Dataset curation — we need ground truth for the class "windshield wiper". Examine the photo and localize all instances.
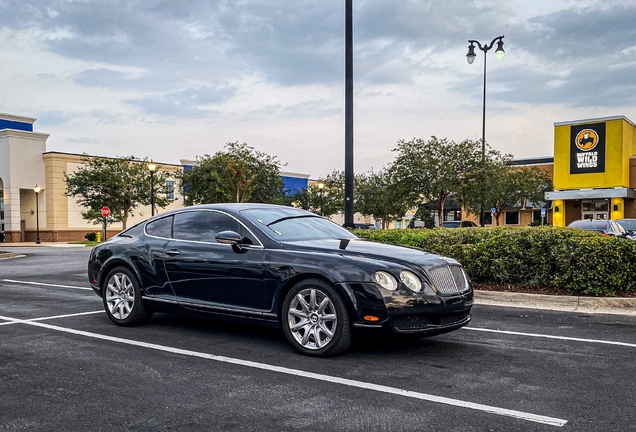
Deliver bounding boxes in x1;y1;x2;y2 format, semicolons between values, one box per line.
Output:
265;215;317;227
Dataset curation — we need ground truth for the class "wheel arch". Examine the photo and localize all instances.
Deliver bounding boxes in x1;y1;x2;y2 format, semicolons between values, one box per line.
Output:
276;273;358;326
99;258;143;296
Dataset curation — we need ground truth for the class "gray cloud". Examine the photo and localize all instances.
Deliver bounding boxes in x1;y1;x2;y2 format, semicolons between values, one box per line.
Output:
125;86;237;117
3;0;636;130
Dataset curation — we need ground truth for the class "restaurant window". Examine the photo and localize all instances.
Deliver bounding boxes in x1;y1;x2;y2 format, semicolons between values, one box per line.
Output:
166;180;175;199
505;211;520;225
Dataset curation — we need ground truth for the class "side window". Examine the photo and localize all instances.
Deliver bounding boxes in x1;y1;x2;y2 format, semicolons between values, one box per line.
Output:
145;216;173;238
171;211;258;245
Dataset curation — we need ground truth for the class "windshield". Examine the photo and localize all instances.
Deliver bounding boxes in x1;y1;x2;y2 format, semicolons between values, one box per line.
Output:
617;220;636;231
241;208;357;241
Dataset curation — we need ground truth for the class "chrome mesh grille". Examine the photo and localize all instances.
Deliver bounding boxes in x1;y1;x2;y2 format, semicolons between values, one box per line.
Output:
428;265;468;295
392;310;470;330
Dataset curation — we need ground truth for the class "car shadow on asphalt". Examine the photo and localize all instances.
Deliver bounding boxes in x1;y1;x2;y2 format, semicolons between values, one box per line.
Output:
141;313;467;359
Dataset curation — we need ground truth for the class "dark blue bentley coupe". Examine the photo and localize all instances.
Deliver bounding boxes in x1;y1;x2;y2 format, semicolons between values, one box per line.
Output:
88;204;473;357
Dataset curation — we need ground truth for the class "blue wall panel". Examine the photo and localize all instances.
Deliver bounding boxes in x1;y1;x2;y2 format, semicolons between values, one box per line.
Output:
0;120;33;132
282;176;308;195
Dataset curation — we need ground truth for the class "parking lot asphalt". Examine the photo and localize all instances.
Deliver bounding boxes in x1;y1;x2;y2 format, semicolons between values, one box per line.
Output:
1;246;636;431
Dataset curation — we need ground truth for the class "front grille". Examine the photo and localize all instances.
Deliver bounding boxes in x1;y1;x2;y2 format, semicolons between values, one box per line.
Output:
393;310;470;330
393;314;428;330
428;265;469;295
440;310;471;326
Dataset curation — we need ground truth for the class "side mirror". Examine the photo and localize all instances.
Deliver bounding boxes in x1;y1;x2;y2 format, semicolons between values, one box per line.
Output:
215;230;244;253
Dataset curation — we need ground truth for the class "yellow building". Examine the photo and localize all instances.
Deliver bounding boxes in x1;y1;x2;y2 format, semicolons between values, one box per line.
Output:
546;116;636;226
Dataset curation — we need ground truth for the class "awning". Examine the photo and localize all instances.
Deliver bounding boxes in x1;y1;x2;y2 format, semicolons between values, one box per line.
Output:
545;187;636;200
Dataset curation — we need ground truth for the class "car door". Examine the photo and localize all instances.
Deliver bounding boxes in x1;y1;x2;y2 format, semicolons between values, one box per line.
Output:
163;210;265;315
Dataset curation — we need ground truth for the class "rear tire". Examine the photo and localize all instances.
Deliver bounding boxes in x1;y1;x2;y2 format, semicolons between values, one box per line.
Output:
282;279;353;357
102;266;153;326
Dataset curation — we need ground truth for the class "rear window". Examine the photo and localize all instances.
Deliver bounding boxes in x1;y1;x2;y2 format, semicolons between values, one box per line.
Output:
570;220;608;230
145;216;173;239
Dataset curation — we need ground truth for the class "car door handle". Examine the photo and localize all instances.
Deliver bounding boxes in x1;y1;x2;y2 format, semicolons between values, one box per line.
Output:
165;249;181;256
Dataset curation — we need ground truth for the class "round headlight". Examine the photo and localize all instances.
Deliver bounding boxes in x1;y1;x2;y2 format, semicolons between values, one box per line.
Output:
400;270;422;292
374;271;398;291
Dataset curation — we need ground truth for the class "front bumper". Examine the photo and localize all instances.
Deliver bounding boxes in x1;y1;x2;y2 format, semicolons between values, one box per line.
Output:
345;281;473;335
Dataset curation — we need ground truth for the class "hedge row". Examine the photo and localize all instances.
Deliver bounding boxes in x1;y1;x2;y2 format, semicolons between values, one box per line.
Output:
355;226;636;296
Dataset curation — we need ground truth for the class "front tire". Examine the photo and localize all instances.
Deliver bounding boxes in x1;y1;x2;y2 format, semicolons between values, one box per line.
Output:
102;266;153;326
282;279;352;357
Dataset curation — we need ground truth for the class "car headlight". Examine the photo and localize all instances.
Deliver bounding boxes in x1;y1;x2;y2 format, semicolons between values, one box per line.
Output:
400;270;422;292
374;271;398;291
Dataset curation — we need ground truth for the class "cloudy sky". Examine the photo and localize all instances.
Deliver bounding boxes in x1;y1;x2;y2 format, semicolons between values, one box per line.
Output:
2;0;636;177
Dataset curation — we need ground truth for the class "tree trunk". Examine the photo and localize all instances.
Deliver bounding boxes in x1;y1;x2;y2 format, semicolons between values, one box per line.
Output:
437;192;447;227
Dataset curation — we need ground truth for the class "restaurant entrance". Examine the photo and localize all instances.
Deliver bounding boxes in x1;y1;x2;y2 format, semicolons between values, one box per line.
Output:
581;199;609;220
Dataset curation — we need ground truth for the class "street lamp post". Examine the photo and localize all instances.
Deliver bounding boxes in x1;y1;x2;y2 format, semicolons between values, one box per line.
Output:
466;35;504;226
318;182;325;216
148;160;157;216
33;184;41;244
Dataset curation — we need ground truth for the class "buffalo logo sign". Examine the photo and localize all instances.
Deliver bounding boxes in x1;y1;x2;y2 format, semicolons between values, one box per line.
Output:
575;129;599;151
570;123;606;174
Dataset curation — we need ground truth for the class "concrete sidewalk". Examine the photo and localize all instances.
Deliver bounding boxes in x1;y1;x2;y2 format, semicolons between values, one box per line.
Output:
475;290;636;316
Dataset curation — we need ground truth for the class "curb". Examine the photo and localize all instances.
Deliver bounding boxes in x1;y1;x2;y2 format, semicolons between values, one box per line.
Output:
1;243;87;248
475;290;636;316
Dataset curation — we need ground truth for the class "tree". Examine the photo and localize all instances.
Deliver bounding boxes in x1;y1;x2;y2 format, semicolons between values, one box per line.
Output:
290;170;345;218
355;168;411;229
408;205;436;229
181;142;285;205
392;137;482;227
462;159;553;226
65;154;174;229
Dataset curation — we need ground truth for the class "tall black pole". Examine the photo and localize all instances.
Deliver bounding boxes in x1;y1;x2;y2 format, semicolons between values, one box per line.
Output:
35;191;40;244
150;171;155;216
480;48;487;227
344;0;354;228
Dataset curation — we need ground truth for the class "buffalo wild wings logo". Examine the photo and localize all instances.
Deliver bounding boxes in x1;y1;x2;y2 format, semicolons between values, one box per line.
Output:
575;129;599;151
574;128;599;169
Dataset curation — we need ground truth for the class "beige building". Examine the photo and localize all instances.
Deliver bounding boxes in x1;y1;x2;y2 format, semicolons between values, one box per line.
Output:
0;113;184;242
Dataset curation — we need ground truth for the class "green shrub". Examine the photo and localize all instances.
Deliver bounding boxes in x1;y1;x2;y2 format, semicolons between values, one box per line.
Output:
355;226;636;296
84;232;97;242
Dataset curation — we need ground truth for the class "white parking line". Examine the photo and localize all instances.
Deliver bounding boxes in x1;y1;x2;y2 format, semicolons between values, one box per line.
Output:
0;310;103;326
1;279;93;291
464;327;636;348
0;314;567;427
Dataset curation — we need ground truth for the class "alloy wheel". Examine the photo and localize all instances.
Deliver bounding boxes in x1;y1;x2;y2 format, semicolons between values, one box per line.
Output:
287;288;338;350
105;272;135;320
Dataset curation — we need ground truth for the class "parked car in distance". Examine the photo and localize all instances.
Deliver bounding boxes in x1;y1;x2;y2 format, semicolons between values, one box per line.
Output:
353;223;377;230
442;221;478;228
567;219;632;239
88;204;473;357
615;218;636;236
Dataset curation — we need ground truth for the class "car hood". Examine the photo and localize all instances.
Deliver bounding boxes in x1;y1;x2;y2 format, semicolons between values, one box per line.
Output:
279;238;458;268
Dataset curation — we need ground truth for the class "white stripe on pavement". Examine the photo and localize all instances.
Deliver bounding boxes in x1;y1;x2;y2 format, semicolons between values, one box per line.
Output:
0;310;103;326
464;327;636;348
1;279;93;291
0;314;567;427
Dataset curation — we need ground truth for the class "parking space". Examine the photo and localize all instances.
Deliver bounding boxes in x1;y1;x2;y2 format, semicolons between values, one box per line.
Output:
1;248;635;431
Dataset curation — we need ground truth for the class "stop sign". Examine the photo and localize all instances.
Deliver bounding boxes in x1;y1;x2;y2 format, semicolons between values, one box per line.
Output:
101;206;111;218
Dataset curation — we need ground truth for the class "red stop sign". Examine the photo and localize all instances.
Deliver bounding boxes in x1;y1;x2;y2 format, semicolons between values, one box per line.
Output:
101;206;111;218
